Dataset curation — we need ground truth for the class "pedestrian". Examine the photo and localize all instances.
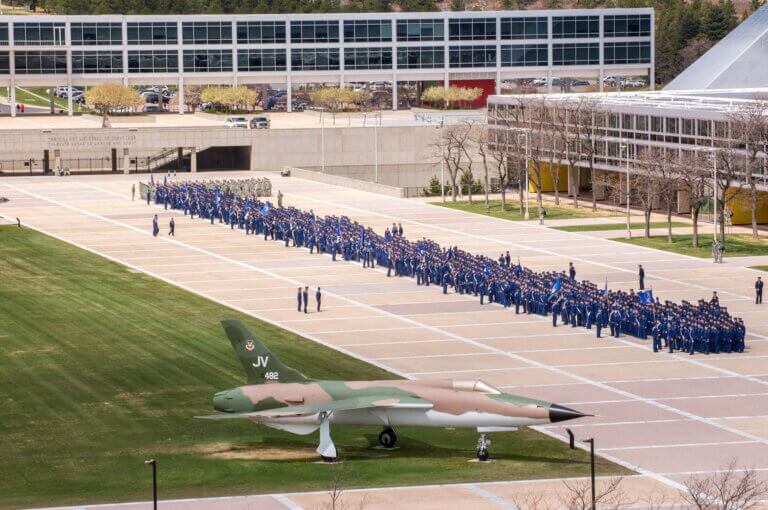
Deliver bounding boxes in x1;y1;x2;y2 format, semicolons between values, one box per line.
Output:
131;183;136;201
168;217;175;237
757;276;764;305
152;214;159;237
20;103;25;114
16;217;21;228
277;190;284;208
568;262;576;281
302;286;309;314
297;287;302;312
638;264;645;290
710;291;719;306
316;287;322;312
398;223;404;236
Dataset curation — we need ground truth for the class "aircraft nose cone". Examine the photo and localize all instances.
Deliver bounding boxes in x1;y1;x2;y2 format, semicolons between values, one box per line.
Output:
213;391;230;412
549;403;589;423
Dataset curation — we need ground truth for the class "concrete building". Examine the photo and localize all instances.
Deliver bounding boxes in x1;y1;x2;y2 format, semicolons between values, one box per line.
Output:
0;8;654;115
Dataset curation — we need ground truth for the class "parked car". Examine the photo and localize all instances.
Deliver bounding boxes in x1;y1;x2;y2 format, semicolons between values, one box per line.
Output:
144;103;161;113
224;116;248;128
250;115;270;129
50;86;83;98
141;91;159;103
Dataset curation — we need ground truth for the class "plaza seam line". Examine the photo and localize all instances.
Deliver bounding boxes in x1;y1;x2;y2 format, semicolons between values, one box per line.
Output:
6;184;730;490
464;484;520;510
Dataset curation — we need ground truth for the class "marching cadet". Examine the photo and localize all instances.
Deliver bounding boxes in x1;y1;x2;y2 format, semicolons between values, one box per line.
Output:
302;286;309;314
596;306;604;338
168;217;175;237
568;262;576;281
651;321;662;352
638;264;645;290
297;287;302;313
551;298;562;327
710;291;719;306
316;287;322;312
152;214;159;238
609;307;622;338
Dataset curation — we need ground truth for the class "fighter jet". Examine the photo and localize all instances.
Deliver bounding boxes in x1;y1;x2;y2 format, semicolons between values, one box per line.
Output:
198;320;588;461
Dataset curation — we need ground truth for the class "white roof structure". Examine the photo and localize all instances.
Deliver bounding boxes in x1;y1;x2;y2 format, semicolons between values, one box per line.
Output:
665;3;768;90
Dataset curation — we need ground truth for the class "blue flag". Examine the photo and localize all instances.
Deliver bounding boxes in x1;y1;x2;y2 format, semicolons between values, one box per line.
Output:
260;202;270;217
640;289;655;304
551;278;562;294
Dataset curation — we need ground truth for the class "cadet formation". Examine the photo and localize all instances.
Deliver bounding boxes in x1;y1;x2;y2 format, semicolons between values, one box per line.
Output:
147;178;748;356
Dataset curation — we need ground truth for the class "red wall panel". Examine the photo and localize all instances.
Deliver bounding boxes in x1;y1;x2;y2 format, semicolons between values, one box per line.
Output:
447;79;496;108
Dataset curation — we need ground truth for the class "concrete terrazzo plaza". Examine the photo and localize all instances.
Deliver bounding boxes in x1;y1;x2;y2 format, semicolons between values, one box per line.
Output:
2;171;768;510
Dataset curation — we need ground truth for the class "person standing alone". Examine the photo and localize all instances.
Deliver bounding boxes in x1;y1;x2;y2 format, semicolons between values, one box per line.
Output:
297;287;302;312
152;214;159;238
168;217;175;237
302;286;309;314
638;264;645;290
316;287;322;312
757;277;764;305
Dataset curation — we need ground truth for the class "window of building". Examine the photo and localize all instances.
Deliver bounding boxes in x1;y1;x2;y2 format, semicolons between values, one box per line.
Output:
636;114;648;131
70;23;122;46
72;50;123;73
237;48;286;72
182;22;232;44
0;52;9;73
13;23;66;45
500;17;547;40
449;45;496;68
604;42;651;64
127;50;179;73
552;16;599;38
13;50;67;73
665;117;678;133
622;114;633;130
1;23;9;45
183;49;233;72
552;43;598;65
651;116;663;133
396;19;443;41
608;113;619;129
236;21;286;44
344;47;392;70
681;118;695;136
396;46;444;69
343;20;392;42
715;121;728;139
290;48;340;70
501;44;547;66
127;22;178;45
603;15;651;37
290;21;339;43
448;18;496;40
698;119;711;137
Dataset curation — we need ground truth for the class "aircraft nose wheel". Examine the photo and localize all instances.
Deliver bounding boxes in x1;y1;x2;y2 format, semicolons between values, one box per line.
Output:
378;427;398;448
476;434;491;462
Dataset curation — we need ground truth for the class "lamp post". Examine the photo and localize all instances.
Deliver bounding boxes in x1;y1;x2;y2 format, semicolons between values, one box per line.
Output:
320;108;326;173
374;120;379;184
619;141;631;239
702;148;719;244
144;459;157;510
436;120;445;203
517;131;530;220
566;429;596;510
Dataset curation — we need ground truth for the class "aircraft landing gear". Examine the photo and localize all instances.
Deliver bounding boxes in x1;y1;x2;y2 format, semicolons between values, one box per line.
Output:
316;411;337;461
378;427;398;448
476;434;491;462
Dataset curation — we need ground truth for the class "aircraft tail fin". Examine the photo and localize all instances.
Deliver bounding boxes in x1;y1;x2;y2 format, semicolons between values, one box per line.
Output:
221;320;310;385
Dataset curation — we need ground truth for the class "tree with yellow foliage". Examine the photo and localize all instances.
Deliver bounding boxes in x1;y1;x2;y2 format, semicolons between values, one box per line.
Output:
421;85;483;110
200;86;260;113
84;84;144;127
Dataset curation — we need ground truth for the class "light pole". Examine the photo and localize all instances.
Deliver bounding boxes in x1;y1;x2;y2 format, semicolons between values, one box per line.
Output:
320;108;326;173
438;120;445;203
702;148;719;244
144;459;157;510
517;131;530;220
566;429;596;510
619;141;631;239
373;121;379;184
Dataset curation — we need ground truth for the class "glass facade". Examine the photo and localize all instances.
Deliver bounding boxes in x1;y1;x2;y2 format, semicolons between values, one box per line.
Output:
290;48;339;70
552;16;599;38
182;22;232;44
236;21;286;44
449;45;496;68
553;43;599;65
14;50;67;73
0;52;9;73
343;20;392;42
290;21;339;43
397;46;444;69
448;18;496;40
72;50;123;73
501;44;547;67
13;23;66;45
604;41;651;64
501;17;547;40
127;50;179;73
344;47;392;70
183;49;233;72
0;23;9;45
396;19;444;41
604;15;651;37
70;22;122;46
127;22;178;45
237;48;287;72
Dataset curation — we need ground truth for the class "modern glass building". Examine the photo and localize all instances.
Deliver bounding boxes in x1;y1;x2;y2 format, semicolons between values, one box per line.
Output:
0;9;654;115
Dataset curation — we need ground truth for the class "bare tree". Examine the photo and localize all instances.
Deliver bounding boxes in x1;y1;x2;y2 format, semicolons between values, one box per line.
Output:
558;477;635;510
457;120;480;205
726;98;768;239
316;464;369;510
573;97;605;212
477;124;508;211
715;145;747;246
526;96;552;216
679;152;714;248
633;147;665;238
558;99;588;208
430;123;472;202
683;460;767;510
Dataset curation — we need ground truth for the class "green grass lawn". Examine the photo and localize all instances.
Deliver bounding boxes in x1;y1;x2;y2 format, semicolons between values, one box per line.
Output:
614;234;768;258
433;199;621;221
0;86;87;111
554;221;690;232
750;266;768;272
0;225;626;509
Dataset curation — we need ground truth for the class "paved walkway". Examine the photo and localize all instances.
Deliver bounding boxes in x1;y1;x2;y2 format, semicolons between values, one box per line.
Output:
2;171;768;509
